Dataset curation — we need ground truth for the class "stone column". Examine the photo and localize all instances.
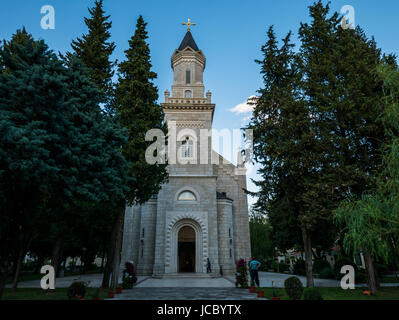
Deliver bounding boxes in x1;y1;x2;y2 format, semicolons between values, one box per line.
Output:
217;198;235;275
120;205;141;274
136;198;157;275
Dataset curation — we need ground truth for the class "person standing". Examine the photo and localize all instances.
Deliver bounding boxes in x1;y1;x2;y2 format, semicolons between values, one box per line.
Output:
206;258;212;273
248;257;261;287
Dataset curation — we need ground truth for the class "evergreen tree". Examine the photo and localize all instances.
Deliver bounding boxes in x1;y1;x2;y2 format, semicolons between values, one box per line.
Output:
102;16;168;289
298;1;386;288
247;25;320;286
65;0;116;112
249;1;387;288
336;61;399;293
0;30;127;298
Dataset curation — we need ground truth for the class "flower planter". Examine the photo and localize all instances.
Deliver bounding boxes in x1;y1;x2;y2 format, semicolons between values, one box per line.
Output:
116;287;122;294
271;297;281;300
249;286;256;293
108;290;115;299
257;290;264;298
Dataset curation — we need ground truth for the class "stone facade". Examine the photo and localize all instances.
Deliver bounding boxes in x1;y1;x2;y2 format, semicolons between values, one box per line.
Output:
120;30;251;276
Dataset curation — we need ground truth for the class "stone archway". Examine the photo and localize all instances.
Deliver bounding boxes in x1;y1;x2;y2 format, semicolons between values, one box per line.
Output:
168;218;204;273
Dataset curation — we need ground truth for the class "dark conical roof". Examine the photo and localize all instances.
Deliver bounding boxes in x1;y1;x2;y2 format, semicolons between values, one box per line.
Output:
178;31;199;51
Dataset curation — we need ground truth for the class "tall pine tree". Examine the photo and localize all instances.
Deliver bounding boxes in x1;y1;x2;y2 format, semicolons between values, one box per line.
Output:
102;16;168;289
65;0;116;112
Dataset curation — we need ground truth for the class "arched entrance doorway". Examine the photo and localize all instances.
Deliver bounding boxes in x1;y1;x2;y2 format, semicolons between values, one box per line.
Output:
178;226;195;272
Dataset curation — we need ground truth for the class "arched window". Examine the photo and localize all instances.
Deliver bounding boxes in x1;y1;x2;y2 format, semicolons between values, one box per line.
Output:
185;90;192;98
186;69;191;84
178;190;197;201
181;136;193;158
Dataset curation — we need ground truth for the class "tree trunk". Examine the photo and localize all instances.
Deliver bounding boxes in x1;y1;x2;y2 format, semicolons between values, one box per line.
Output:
301;228;314;287
0;258;10;300
102;202;125;289
110;202;126;289
11;246;25;291
100;243;106;273
51;237;63;280
102;234;115;288
364;250;379;294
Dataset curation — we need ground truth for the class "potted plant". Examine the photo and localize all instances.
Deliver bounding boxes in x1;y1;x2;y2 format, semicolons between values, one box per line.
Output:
108;289;115;299
116;285;123;294
257;289;264;298
235;258;249;288
122;261;137;289
67;281;87;300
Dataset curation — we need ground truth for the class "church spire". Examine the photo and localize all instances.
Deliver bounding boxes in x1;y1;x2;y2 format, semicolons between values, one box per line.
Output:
178;30;199;51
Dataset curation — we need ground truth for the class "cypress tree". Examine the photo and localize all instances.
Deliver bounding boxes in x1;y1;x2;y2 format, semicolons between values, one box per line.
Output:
102;16;168;289
65;0;116;112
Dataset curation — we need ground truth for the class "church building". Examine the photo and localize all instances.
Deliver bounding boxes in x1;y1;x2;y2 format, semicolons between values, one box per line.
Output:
120;24;251;277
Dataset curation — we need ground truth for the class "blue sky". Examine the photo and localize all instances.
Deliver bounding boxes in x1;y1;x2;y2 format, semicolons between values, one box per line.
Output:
1;0;399;208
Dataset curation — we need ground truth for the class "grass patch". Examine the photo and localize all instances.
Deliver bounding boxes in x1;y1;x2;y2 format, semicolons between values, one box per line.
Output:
2;287;108;300
260;286;399;300
6;270;102;284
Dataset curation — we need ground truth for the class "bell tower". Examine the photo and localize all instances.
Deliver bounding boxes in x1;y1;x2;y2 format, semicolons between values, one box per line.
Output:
170;30;206;99
161;22;216;169
162;25;215;122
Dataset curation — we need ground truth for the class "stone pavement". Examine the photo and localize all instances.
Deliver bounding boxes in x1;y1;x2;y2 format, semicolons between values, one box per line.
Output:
135;275;234;288
113;287;264;300
10;271;397;291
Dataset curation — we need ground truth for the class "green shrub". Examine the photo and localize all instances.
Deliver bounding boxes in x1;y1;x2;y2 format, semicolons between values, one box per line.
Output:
319;266;335;279
271;260;279;272
284;276;303;300
293;259;306;276
303;287;323;300
313;259;331;274
279;261;290;272
67;281;87;300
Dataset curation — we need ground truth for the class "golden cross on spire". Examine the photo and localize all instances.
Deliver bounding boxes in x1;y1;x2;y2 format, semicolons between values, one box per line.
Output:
182;18;196;32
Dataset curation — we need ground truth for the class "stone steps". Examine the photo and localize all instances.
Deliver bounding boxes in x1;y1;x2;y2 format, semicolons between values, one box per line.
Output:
153;273;216;279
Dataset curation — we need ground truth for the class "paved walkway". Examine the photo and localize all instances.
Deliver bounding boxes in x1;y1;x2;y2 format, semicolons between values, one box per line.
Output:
6;273;131;289
10;271;398;290
136;275;234;288
255;272;340;288
114;287;264;300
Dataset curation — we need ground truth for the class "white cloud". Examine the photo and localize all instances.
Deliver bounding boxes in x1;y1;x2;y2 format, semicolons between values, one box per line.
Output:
229;95;258;114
